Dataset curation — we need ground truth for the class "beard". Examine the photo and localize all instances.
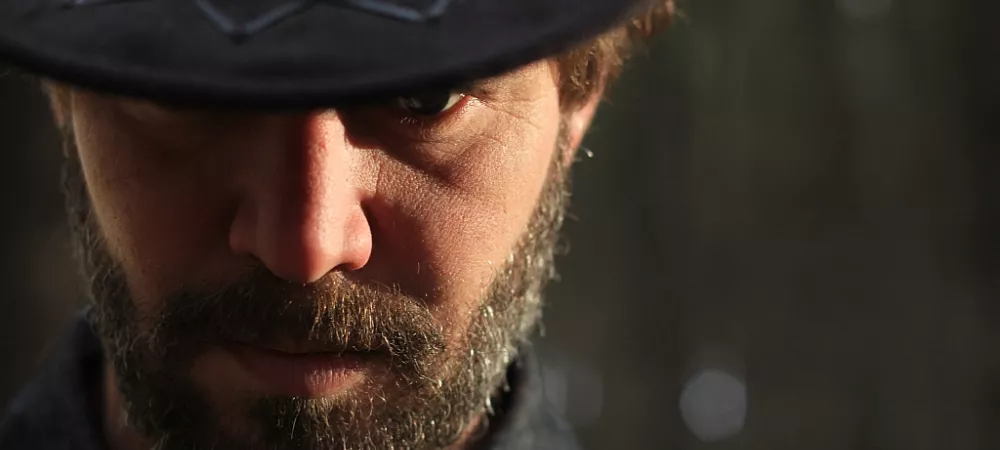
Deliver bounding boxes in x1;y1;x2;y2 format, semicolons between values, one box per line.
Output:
60;125;573;450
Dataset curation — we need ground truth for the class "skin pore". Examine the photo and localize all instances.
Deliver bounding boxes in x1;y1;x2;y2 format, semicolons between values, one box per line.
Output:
52;59;603;450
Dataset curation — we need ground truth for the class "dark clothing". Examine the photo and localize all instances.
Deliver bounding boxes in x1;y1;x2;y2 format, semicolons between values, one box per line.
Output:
0;310;579;450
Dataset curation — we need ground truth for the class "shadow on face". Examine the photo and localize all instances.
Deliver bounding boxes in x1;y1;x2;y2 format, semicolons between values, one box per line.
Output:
52;59;599;449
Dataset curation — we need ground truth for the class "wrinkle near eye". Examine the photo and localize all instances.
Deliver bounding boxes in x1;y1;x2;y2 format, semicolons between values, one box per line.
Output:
481;102;545;133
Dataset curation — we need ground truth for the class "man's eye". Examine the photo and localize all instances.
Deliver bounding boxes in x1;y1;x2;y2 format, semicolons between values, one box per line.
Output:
396;91;466;117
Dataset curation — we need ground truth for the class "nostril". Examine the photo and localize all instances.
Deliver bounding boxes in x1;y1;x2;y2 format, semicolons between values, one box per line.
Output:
228;200;258;260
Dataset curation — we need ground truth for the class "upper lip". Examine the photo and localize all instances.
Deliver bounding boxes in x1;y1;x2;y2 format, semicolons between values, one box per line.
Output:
229;338;377;356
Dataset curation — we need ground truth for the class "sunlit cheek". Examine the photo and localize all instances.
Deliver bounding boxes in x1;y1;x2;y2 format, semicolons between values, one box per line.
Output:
396;116;560;331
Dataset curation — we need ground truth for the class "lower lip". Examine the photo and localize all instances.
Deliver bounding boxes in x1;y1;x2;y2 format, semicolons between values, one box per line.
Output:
226;343;371;398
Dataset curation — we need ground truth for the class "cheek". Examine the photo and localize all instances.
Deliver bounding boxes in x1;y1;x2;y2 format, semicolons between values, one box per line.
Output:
71;99;236;302
368;104;562;324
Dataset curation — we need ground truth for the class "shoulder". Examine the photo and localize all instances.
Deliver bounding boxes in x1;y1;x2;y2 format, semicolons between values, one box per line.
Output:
481;349;583;450
0;309;107;450
0;365;85;449
0;395;66;450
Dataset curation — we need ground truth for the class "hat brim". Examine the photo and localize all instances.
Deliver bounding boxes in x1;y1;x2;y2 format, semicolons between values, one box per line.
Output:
0;0;650;109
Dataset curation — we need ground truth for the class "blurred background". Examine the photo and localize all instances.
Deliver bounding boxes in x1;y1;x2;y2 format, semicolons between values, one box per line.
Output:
2;0;1000;448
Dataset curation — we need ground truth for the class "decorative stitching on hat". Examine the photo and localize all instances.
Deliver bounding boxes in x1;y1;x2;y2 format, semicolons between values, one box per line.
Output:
194;0;315;42
340;0;452;22
58;0;142;7
63;0;454;42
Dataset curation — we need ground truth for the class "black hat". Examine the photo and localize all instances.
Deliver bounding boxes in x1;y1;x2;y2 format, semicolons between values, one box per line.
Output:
0;0;655;108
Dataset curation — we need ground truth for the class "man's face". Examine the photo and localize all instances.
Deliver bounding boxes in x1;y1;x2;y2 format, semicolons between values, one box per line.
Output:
57;60;592;449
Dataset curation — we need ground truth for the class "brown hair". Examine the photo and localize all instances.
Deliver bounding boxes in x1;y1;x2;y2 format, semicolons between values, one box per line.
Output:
554;0;676;111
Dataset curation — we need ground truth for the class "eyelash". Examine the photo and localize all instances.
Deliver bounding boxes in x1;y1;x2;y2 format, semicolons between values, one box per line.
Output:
388;94;480;142
398;94;470;125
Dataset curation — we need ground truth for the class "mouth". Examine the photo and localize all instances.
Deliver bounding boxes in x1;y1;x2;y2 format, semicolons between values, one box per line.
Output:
224;340;378;398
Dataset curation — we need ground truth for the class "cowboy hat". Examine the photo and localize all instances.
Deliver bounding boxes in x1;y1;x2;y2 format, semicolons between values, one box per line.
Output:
0;0;656;108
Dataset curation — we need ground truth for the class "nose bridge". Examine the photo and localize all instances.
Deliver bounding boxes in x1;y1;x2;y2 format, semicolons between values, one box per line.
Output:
281;113;347;225
230;111;372;283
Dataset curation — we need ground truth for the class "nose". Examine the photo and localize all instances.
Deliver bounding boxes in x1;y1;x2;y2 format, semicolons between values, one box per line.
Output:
228;111;372;283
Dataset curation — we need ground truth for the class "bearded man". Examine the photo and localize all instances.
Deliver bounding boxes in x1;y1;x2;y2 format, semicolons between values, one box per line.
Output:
0;1;672;448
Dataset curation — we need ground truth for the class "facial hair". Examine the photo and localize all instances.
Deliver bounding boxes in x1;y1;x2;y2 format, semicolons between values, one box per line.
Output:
60;124;573;450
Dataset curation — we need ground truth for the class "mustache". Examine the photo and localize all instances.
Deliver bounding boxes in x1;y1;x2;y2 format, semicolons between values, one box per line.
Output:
147;266;446;372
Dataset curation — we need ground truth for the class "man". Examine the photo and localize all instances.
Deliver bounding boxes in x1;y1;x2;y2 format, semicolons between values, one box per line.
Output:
0;0;672;448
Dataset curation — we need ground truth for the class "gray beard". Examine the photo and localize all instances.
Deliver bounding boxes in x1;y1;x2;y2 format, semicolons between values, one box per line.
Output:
60;125;572;450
